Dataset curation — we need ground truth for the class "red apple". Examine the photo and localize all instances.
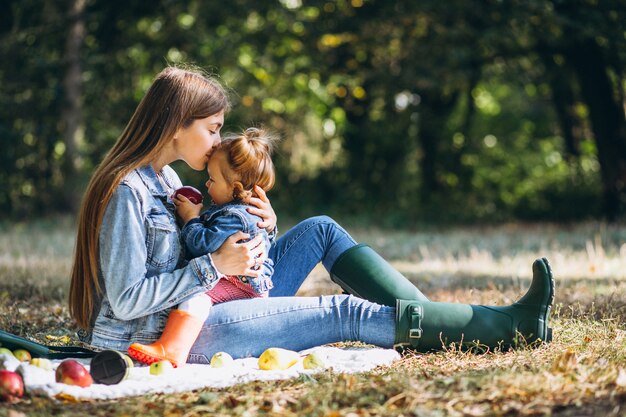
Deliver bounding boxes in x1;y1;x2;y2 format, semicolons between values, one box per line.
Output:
0;370;24;402
55;360;93;388
173;186;203;204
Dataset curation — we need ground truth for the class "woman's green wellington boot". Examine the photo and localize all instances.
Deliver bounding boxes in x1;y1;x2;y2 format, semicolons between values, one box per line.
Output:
330;244;429;306
395;257;554;351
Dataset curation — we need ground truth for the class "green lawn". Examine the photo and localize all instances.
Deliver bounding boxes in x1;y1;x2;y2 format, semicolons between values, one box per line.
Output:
1;218;625;416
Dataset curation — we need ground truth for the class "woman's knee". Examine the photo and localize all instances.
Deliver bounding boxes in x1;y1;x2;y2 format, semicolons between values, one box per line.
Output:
300;215;339;229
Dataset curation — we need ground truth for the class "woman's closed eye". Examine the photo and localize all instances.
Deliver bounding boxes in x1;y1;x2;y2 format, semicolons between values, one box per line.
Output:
208;124;222;135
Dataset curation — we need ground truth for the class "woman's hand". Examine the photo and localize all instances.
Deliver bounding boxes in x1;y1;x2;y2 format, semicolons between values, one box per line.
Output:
211;231;267;277
246;186;277;233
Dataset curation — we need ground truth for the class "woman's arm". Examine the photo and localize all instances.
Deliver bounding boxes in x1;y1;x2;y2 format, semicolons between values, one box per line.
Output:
99;186;265;321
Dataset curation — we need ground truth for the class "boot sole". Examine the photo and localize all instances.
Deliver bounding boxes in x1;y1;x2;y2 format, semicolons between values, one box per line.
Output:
127;345;180;368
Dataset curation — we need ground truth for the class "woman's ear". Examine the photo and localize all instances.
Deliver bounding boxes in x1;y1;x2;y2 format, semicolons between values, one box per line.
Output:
172;127;181;141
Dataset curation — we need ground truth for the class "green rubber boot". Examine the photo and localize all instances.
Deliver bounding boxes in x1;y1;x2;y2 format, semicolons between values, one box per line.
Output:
395;258;554;351
330;244;429;306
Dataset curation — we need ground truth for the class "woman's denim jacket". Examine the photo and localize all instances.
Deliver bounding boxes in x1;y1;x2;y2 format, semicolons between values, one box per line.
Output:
181;202;274;294
79;165;225;351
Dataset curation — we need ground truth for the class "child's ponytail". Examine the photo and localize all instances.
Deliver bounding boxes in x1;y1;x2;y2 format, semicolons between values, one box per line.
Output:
219;127;277;201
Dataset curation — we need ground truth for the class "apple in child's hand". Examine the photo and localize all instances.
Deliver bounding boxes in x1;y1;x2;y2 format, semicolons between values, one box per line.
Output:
12;349;31;362
210;352;234;368
0;370;24;402
55;360;93;387
173;186;203;204
149;360;174;376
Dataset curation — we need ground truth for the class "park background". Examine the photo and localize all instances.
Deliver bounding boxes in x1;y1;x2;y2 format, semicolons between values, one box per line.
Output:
2;0;626;225
1;1;626;416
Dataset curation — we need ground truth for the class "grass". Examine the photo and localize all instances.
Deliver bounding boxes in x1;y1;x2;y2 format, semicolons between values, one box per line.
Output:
1;218;626;416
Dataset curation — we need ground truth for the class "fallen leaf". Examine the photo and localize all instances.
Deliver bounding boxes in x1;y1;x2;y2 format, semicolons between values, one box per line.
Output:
54;392;79;402
551;349;577;373
46;335;71;344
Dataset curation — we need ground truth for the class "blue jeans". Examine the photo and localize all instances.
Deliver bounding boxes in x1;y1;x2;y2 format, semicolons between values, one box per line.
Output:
269;215;357;296
188;216;397;361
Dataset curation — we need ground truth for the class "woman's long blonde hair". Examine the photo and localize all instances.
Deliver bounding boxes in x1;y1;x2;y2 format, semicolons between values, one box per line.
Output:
69;66;230;329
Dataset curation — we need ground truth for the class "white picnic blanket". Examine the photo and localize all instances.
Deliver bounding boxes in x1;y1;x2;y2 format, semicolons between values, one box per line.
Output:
1;347;400;401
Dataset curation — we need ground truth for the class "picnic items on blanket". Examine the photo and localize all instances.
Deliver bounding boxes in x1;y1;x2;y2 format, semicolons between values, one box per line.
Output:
258;348;300;370
89;350;134;385
0;330;96;359
2;346;400;401
0;369;24;402
209;351;234;368
55;360;93;388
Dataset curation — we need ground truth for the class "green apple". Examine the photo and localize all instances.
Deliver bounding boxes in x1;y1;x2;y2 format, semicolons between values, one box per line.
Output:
149;360;173;376
303;352;326;370
258;348;300;370
0;348;14;357
29;357;53;371
12;349;31;362
210;352;234;368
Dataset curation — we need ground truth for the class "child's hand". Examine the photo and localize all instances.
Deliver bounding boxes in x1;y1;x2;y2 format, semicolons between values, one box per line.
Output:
173;194;202;224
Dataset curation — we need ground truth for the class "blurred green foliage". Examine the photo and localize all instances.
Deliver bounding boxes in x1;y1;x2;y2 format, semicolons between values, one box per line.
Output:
1;0;625;225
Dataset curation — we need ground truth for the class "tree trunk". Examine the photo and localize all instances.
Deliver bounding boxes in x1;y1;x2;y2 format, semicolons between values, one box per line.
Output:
61;0;86;212
566;39;626;220
542;56;581;159
417;89;458;202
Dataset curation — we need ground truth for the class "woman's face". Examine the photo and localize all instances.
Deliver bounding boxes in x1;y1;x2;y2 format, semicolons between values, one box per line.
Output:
174;111;224;170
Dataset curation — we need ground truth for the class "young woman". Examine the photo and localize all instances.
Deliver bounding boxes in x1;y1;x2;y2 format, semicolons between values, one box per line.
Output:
127;127;277;367
69;66;554;365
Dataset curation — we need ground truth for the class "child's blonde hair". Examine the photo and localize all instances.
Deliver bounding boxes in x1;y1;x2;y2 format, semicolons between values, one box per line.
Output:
217;127;276;201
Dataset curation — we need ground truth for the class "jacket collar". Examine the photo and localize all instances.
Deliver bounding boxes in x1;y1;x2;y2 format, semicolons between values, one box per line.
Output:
135;165;172;197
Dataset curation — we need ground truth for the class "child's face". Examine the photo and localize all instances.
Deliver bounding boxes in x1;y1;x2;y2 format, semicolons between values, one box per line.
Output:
205;151;233;205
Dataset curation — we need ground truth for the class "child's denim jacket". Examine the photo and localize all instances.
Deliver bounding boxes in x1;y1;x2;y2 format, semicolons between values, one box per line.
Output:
181;201;275;294
80;165;223;351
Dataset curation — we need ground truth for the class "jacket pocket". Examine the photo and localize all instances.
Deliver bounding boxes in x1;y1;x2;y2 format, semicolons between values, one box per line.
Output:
145;210;180;270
